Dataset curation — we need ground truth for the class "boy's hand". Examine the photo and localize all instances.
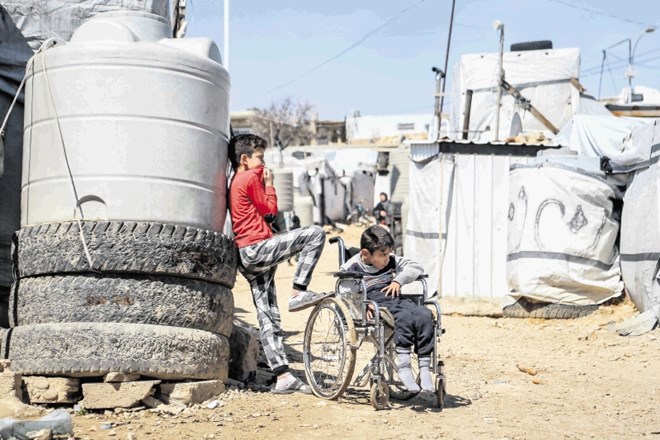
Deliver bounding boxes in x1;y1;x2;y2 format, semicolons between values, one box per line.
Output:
381;281;401;297
263;167;274;187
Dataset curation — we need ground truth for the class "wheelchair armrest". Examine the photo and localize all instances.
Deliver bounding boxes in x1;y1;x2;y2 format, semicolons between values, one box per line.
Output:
416;274;428;280
329;237;341;244
334;271;364;279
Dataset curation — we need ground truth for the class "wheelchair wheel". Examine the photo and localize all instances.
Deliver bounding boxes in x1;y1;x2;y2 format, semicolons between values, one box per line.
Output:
303;297;357;400
370;380;390;410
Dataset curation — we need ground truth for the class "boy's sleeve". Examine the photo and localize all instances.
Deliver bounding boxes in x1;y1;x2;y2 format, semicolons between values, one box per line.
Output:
246;174;278;217
393;255;424;286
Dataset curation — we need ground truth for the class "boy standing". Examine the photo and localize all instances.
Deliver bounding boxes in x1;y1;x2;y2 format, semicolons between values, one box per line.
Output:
341;225;435;394
229;134;330;394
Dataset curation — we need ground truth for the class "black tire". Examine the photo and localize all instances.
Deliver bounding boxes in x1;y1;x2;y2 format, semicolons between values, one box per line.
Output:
11;274;234;336
510;40;553;52
5;322;229;380
15;221;237;287
503;297;598;319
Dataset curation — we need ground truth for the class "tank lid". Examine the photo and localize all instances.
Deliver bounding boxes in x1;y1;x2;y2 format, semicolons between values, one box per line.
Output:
71;11;171;43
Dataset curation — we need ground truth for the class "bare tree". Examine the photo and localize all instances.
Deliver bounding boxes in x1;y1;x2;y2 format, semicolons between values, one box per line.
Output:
250;97;315;150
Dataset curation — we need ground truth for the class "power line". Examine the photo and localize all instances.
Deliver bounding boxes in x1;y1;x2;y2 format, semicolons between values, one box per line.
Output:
581;53;660;78
544;0;648;27
265;0;427;94
581;47;660;75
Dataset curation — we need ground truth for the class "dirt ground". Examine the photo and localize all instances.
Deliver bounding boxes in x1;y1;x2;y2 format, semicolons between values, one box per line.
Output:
64;225;660;439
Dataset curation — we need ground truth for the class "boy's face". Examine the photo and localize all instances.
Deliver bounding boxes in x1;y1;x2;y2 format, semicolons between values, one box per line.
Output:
241;148;266;170
361;247;391;270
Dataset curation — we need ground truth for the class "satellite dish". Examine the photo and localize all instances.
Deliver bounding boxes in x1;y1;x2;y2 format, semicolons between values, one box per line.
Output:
509;112;522;137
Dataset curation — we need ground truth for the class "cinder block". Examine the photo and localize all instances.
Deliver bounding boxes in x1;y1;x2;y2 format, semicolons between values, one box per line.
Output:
229;321;260;383
80;380;160;409
158;380;225;405
23;376;79;404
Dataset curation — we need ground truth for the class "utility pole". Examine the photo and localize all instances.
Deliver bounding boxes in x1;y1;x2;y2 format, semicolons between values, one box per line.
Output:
438;0;456;135
224;0;229;70
493;20;504;141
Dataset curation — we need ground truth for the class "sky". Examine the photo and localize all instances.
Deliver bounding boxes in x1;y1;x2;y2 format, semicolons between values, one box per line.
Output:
186;0;660;119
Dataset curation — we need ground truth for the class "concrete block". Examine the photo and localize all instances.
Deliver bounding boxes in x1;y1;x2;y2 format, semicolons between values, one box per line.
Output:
104;372;141;383
23;376;79;404
229;321;260;383
158;380;225;405
80;380;160;409
0;368;23;400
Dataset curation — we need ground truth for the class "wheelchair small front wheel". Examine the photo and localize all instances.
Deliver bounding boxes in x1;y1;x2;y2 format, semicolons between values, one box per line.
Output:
303;298;357;400
436;374;447;410
370;380;390;410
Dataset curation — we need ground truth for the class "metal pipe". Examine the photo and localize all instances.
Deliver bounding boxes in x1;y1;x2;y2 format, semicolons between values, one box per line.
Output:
438;0;456;120
462;89;473;140
493;21;504;141
224;0;230;70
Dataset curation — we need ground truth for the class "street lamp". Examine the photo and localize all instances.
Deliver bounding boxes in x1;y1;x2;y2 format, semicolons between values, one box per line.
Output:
626;25;656;101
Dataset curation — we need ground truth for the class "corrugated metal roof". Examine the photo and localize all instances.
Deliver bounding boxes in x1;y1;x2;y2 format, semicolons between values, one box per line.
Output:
408;139;562;162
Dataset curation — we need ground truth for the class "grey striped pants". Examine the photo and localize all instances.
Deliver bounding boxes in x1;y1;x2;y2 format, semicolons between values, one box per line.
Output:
238;225;325;374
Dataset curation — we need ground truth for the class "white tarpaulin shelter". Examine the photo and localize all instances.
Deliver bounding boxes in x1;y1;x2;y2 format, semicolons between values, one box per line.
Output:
448;48;581;142
1;0;170;50
404;141;545;297
620;121;660;313
555;114;656;174
507;161;623;305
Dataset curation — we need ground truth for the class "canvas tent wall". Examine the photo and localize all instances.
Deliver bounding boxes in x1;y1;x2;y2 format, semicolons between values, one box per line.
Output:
405;141;553;297
507;158;623;305
2;0;171;50
449;48;581;142
620;120;660;314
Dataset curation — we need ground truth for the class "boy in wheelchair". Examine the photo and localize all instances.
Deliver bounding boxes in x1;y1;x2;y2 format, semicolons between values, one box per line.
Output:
340;225;435;395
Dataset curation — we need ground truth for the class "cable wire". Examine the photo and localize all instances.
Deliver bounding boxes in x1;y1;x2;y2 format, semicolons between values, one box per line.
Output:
544;0;648;27
266;0;427;94
38;40;96;271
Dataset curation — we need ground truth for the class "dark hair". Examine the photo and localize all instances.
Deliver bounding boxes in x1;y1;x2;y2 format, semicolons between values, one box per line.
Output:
379;192;388;200
360;225;394;253
229;134;268;169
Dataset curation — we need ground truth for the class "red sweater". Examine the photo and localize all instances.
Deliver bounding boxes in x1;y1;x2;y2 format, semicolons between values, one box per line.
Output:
229;167;278;248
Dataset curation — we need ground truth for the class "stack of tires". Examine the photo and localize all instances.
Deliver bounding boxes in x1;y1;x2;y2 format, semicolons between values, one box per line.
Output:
8;221;236;380
2;12;238;381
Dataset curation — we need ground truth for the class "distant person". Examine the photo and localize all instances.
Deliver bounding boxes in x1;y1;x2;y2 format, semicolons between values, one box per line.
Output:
373;192;391;225
228;134;331;394
340;225;435;396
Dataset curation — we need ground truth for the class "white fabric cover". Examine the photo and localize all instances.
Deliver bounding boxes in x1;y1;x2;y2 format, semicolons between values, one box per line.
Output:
507;163;623;305
620;162;660;313
2;0;170;50
555;115;659;173
449;48;580;142
404;154;455;295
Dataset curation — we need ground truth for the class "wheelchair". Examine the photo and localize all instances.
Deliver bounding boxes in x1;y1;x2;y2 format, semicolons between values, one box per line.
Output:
302;236;446;410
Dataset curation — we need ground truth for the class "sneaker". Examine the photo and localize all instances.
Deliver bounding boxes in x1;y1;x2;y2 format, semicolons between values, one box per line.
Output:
271;378;312;395
288;290;333;312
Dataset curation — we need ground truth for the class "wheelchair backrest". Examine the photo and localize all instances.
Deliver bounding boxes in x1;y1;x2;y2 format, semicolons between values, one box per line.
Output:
330;236;360;267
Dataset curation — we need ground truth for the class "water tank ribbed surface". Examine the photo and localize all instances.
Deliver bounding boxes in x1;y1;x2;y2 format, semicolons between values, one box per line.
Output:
21;12;231;231
293;194;314;227
390;146;410;203
272;168;294;212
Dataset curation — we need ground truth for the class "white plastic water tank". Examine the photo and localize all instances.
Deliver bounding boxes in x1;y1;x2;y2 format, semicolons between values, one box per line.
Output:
294;194;314;227
272;168;294;212
21;11;231;231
